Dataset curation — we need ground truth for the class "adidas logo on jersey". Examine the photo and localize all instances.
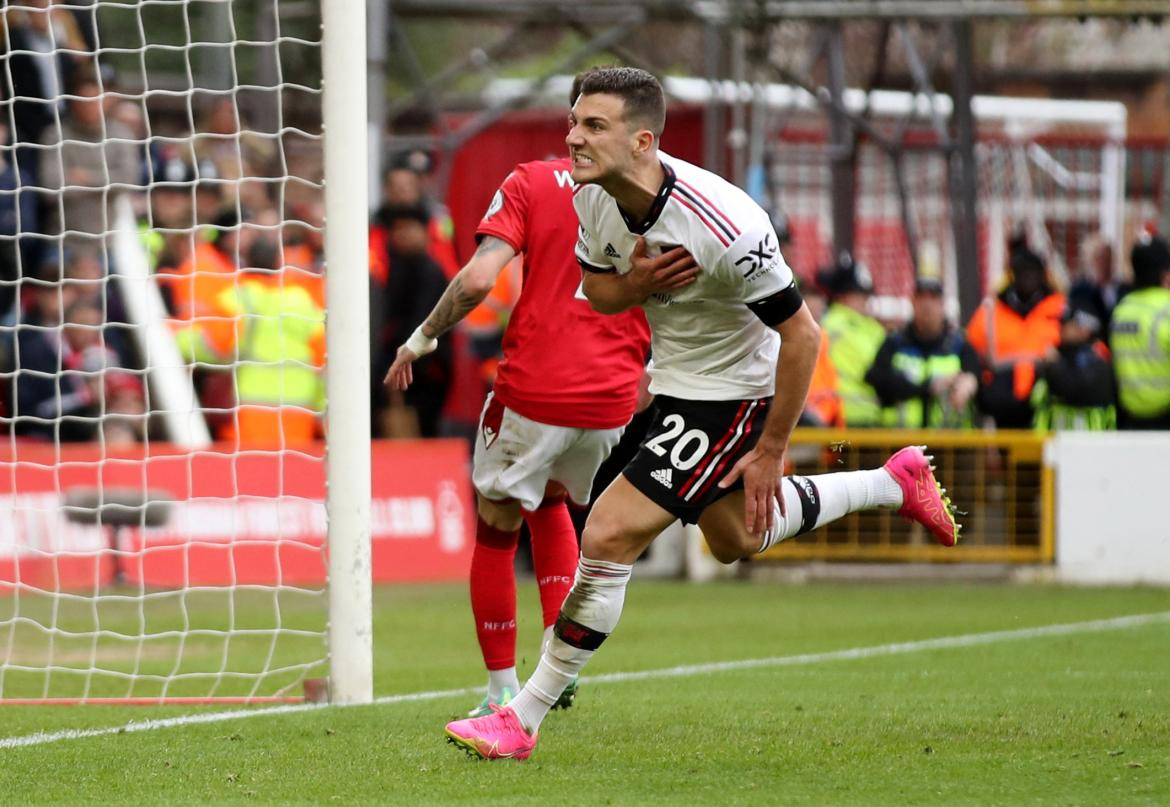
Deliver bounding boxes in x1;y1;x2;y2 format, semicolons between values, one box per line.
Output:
651;468;673;488
604;242;622;259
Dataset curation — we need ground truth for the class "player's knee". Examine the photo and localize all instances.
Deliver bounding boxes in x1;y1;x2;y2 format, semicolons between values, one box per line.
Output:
580;504;645;562
580;517;621;560
476;495;523;533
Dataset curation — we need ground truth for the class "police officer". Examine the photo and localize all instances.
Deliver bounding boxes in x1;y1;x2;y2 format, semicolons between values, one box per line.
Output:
818;253;886;427
1110;235;1170;429
866;277;979;428
1032;300;1116;432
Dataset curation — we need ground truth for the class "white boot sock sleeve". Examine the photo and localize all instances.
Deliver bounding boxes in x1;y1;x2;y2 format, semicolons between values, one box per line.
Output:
510;556;633;733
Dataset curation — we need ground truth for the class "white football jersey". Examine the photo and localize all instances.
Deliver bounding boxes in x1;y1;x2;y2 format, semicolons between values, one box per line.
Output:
574;152;795;400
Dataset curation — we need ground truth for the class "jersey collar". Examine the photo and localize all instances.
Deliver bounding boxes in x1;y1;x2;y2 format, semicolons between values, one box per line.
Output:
616;160;675;235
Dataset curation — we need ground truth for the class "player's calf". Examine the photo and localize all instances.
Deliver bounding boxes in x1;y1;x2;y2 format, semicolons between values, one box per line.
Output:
505;555;632;736
698;475;823;561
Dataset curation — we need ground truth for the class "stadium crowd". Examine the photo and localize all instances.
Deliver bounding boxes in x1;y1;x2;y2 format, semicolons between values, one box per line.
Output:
1;2;1168;449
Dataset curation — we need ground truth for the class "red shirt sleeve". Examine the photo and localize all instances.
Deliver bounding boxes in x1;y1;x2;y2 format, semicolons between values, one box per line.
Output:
475;164;531;255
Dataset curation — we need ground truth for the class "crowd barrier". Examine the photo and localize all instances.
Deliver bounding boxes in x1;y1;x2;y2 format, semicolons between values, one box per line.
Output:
761;428;1053;564
0;439;474;590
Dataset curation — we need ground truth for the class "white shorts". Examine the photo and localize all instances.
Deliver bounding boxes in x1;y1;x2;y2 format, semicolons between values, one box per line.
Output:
472;392;625;512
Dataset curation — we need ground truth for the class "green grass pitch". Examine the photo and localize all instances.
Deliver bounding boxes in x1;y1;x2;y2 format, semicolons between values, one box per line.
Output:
0;580;1168;804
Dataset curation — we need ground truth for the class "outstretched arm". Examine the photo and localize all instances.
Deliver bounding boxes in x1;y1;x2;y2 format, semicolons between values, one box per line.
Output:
384;235;516;391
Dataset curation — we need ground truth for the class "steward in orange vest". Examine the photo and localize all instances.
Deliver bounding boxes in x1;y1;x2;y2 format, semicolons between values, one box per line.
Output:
966;237;1065;428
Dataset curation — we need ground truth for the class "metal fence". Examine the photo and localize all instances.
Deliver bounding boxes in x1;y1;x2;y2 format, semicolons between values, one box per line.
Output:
758;428;1052;564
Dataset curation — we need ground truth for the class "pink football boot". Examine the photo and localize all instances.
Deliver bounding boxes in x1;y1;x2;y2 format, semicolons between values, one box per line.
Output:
883;445;960;547
445;704;538;761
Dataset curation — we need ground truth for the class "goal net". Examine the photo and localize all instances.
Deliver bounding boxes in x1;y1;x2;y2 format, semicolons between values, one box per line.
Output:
749;85;1127;312
0;0;370;704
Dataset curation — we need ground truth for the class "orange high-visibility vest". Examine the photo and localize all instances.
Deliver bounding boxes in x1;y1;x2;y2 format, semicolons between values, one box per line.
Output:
158;240;237;321
805;329;844;427
966;293;1065;399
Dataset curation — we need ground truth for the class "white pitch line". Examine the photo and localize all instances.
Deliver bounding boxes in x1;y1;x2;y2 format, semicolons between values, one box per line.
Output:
2;610;1167;750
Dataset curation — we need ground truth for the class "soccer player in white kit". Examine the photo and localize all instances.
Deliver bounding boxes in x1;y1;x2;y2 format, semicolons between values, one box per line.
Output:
445;67;960;761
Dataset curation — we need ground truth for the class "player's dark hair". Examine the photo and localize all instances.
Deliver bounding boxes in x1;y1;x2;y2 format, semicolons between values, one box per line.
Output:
576;67;665;138
570;71;589;106
570;65;617;106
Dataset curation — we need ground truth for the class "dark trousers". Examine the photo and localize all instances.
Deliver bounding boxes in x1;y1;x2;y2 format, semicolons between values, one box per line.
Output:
1117;408;1170;430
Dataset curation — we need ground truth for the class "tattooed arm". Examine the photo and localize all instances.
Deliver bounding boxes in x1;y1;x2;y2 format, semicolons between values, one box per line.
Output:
385;236;517;391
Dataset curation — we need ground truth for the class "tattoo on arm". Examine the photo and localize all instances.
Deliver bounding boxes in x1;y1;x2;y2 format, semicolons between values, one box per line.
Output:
422;236;512;339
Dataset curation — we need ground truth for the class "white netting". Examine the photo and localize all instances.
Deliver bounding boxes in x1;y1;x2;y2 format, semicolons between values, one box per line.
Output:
767;92;1125;307
0;0;328;701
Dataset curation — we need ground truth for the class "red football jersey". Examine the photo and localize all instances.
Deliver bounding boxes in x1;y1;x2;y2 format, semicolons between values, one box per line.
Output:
475;158;649;429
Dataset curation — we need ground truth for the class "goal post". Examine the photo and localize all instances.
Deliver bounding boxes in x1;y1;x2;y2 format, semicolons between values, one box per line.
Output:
0;0;371;705
322;0;372;706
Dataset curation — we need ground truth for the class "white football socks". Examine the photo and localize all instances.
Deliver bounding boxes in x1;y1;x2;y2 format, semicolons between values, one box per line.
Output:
509;556;632;734
758;469;904;552
487;667;519;701
808;467;904;520
485;625;557;702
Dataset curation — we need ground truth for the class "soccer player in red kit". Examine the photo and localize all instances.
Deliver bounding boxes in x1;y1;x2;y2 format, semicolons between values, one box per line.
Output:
387;144;696;715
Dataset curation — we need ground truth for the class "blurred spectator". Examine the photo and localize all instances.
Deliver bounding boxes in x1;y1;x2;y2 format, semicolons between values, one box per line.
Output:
63;245;132;363
139;156;194;271
5;248;145;444
0;121;39;318
38;76;141;251
172;224;325;448
798;281;843;428
99;366;147;445
1109;235;1170;430
966;236;1065;429
10;288;112;441
372;203;452;438
156;206;241;320
193;96;276;214
158;205;248;438
191;160;228;227
370;151;460;281
1;0;87;181
817;253;885;427
283;200;324;271
867;277;979;429
110;98;164;189
270;202;325;308
1068;235;1126;332
1031;300;1115;431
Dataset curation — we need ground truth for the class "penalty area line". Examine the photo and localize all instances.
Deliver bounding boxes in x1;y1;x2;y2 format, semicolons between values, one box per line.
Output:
2;610;1167;750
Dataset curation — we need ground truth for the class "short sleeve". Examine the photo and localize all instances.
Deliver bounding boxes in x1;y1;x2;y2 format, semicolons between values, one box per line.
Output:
475;166;530;254
721;215;795;304
572;190;616;273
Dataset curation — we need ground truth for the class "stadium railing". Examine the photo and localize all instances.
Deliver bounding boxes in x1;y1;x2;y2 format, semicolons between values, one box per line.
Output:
758;428;1053;564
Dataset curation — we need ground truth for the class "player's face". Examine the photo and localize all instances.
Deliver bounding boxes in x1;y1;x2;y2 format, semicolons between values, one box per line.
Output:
566;93;639;185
